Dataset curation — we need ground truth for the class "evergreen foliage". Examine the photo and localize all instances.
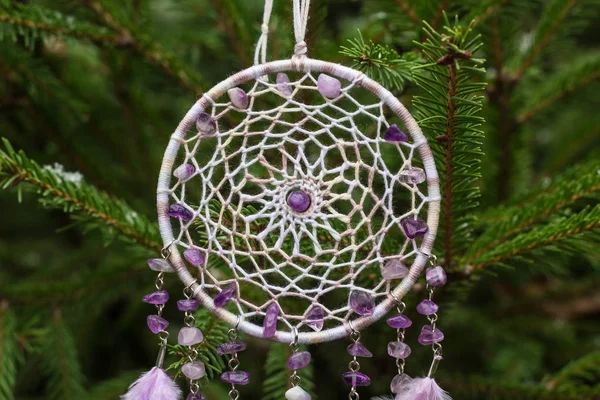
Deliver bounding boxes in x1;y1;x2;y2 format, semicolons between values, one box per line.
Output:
0;0;598;399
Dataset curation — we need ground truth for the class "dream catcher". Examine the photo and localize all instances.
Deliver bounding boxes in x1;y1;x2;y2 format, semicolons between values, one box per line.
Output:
123;1;450;399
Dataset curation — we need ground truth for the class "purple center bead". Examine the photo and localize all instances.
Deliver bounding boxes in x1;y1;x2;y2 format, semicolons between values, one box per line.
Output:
142;289;169;305
221;370;250;385
386;313;413;329
400;217;429;239
217;341;248;355
214;283;237;307
349;290;375;316
384;124;409;143
347;342;373;358
287;351;312;370
341;371;371;387
287;190;311;213
168;204;194;221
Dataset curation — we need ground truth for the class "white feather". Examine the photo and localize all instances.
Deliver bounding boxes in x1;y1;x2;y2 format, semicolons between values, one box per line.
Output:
121;367;182;400
394;377;452;400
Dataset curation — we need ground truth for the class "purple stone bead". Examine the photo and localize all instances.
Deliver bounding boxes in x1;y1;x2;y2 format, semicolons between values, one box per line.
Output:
317;74;342;99
386;313;412;329
142;289;169;305
349;290;375;316
217;341;247;355
416;300;439;316
285;386;311;400
173;163;196;182
387;341;412;359
426;266;447;287
147;315;168;334
341;371;371;387
178;327;204;346
380;259;409;280
391;373;412;395
347;342;373;358
227;87;249;109
418;325;444;345
305;305;325;332
401;217;428;239
168;204;194;221
182;361;206;379
187;393;207;400
214;283;236;307
384;124;409;143
147;258;175;273
183;248;205;267
263;302;280;338
287;351;311;370
196;112;217;136
221;370;250;385
287;190;311;213
177;299;200;311
399;167;426;185
277;73;293;97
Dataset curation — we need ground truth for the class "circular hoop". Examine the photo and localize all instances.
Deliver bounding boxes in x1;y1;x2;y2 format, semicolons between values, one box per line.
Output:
157;58;440;344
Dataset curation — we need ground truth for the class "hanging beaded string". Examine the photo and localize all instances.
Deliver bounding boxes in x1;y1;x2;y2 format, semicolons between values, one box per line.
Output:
220;318;250;400
386;296;413;396
285;328;312;399
143;244;174;363
416;254;447;377
178;283;206;399
342;322;370;400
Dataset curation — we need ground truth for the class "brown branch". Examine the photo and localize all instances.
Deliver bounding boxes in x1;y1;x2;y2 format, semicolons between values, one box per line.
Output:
5;159;162;253
394;0;421;25
206;0;251;66
472;0;509;27
442;62;458;268
431;0;450;29
515;0;578;80
517;69;600;123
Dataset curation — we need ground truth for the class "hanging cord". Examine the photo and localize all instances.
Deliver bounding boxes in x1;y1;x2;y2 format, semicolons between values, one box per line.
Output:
254;0;274;66
292;0;310;70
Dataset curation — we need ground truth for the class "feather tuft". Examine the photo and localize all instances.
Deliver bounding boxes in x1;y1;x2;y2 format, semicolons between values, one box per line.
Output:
394;376;451;400
121;367;182;400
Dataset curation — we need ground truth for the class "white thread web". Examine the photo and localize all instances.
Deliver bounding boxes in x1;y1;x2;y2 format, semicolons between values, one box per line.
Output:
167;70;430;333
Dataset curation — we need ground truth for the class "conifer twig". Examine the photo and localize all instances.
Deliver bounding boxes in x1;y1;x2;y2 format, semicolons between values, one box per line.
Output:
394;0;421;25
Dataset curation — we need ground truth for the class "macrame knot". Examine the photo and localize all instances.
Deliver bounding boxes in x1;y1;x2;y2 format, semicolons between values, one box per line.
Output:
261;23;269;34
294;41;308;56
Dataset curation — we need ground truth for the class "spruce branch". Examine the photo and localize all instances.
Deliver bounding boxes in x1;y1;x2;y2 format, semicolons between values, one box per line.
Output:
262;343;314;400
44;308;86;400
517;53;600;123
469;155;600;259
413;16;486;268
470;0;510;27
0;302;18;400
468;204;600;272
340;30;420;91
546;351;600;391
0;139;162;253
515;0;578;80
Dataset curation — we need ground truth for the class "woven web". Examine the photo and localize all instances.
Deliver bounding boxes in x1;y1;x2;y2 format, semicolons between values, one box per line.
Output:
167;70;430;333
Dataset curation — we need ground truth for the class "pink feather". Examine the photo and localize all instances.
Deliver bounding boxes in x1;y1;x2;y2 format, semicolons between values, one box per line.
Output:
121;367;182;400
